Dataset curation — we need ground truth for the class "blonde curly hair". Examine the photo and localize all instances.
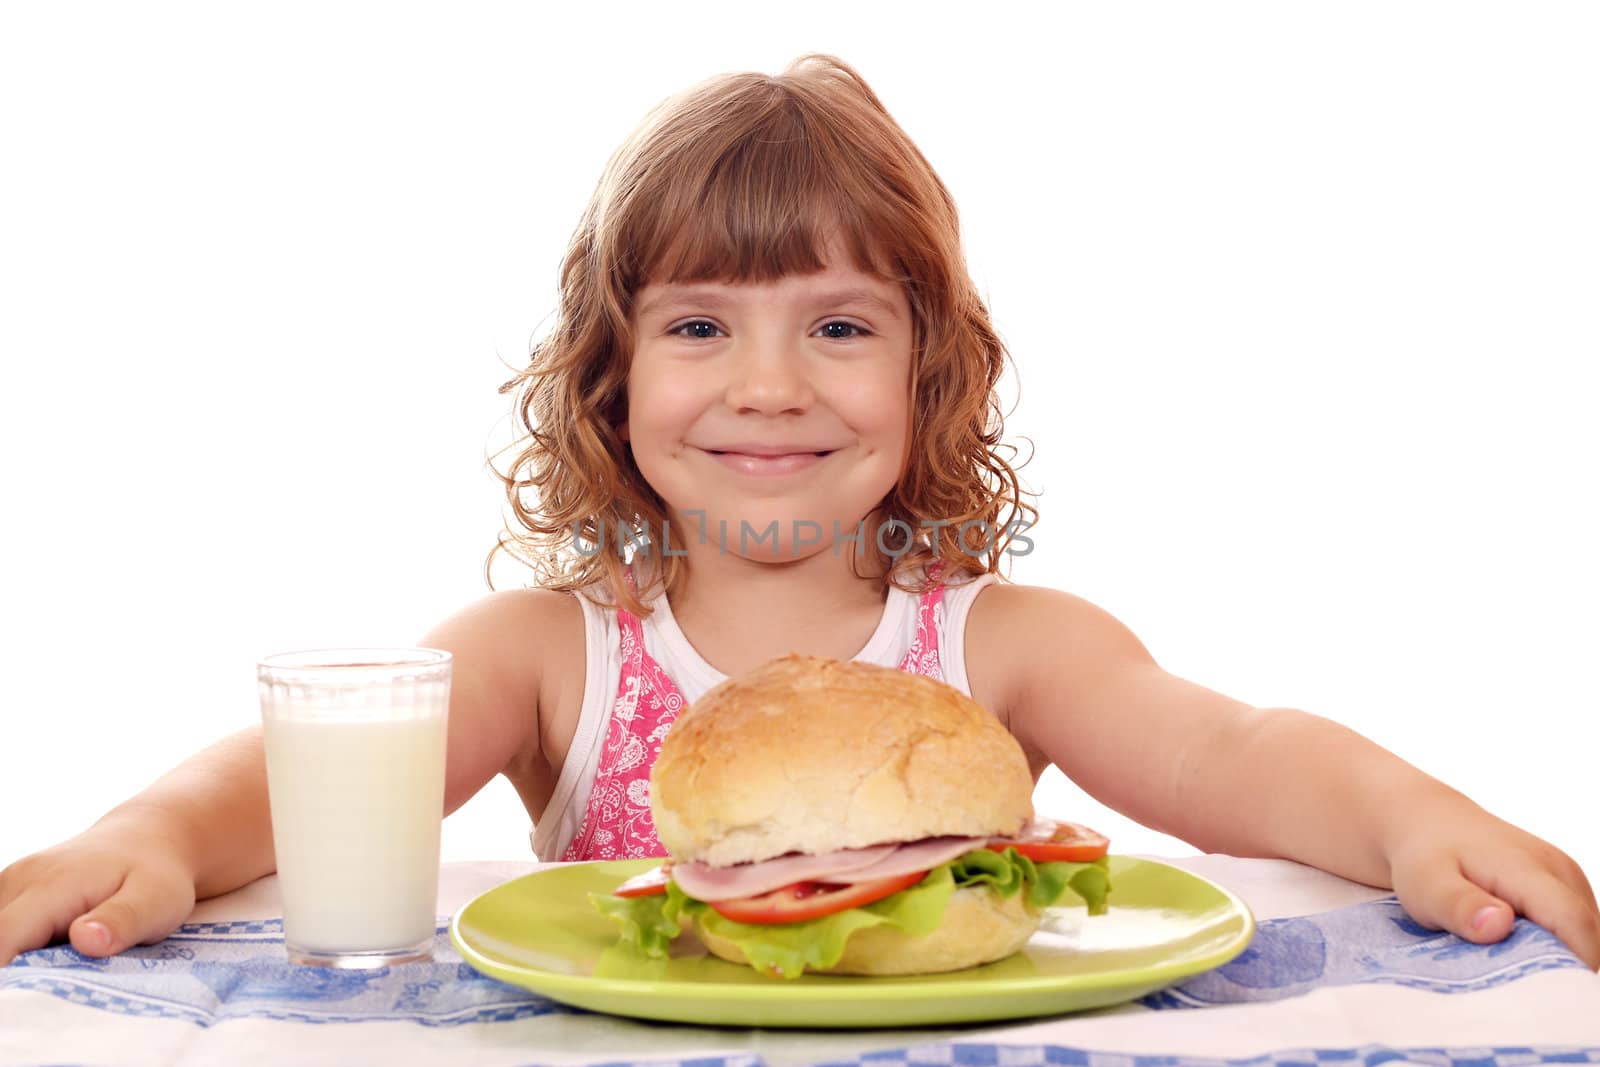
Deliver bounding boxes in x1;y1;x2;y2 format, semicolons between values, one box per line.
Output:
489;54;1036;617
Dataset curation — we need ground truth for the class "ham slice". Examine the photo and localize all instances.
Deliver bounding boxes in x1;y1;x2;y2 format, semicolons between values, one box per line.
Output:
822;835;988;884
669;836;989;901
672;843;896;901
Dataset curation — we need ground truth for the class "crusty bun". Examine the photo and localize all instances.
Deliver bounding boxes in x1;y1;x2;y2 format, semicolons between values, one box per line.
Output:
650;653;1033;867
693;884;1039;976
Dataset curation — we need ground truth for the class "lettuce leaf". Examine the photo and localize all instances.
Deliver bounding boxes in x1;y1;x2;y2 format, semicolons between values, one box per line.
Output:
590;878;691;957
949;847;1111;915
590;848;1112;978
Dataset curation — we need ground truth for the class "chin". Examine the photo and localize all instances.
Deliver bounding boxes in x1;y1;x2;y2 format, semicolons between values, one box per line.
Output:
652;502;873;564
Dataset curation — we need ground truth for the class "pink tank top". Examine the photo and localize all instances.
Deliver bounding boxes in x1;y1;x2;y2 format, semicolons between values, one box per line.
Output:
560;564;955;862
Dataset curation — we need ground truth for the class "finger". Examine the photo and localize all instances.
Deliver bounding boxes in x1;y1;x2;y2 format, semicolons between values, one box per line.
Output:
1544;847;1598;914
0;883;76;966
1466;859;1600;972
0;851;129;966
0;856;45;913
1392;851;1516;942
69;868;194;958
0;864;18;912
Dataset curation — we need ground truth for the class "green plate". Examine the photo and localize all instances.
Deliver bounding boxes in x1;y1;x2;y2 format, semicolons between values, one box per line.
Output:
450;856;1254;1029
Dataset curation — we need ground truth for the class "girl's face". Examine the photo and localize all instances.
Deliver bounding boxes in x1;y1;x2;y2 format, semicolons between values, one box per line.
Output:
625;246;914;564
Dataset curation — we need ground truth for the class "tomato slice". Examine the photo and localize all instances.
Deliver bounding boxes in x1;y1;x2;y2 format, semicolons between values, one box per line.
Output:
987;818;1110;863
613;865;672;898
708;870;928;925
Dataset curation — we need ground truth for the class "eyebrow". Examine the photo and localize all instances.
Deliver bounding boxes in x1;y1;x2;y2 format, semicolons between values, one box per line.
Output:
635;286;902;322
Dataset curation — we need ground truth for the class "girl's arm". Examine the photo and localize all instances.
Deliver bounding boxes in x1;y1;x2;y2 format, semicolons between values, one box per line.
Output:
970;583;1600;969
0;588;567;966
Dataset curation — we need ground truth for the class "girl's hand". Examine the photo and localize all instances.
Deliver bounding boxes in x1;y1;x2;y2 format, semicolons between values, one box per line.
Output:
1384;796;1600;970
0;816;198;966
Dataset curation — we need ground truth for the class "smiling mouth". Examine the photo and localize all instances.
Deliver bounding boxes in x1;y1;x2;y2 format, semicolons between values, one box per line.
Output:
700;448;839;476
707;449;837;458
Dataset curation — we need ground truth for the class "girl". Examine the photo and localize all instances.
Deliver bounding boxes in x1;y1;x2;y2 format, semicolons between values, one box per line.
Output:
1;54;1595;970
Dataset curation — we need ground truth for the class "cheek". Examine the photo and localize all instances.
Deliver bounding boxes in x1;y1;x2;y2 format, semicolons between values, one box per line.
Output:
836;369;914;447
626;363;697;439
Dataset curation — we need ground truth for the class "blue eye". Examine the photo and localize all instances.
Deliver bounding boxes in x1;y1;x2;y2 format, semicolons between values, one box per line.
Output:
819;321;869;339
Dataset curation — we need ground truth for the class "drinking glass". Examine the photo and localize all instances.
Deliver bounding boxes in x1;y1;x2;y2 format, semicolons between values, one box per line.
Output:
257;647;451;967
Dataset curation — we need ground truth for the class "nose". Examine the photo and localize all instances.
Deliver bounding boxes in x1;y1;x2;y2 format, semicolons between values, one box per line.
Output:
722;339;815;415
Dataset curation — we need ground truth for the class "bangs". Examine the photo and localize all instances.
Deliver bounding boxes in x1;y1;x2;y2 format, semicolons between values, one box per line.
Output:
606;87;910;296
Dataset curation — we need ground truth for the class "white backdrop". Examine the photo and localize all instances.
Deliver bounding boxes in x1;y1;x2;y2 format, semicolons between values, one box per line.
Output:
2;3;1595;891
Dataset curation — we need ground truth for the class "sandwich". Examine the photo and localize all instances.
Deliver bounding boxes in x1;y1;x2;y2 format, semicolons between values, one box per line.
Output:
593;654;1111;978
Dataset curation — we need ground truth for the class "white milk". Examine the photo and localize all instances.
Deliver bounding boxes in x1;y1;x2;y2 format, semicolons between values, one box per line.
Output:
262;710;448;955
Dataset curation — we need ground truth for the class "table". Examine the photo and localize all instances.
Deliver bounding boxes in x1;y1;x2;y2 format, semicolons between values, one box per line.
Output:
3;856;1597;1066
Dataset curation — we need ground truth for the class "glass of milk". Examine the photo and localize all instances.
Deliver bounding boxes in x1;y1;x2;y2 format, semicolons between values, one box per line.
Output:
257;647;451;968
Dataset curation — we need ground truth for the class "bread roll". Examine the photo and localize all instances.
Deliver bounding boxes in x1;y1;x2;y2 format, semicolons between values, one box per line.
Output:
650;653;1032;867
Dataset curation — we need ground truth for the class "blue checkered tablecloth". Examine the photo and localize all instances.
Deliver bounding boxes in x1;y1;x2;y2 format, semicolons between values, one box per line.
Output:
2;857;1597;1066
